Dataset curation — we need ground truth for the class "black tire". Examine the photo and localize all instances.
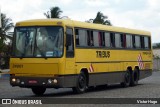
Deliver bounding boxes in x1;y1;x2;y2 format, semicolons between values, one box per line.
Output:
130;68;139;86
72;72;87;94
31;87;46;96
121;70;131;88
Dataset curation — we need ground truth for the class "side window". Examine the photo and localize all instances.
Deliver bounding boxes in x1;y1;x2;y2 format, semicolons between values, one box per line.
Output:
99;32;102;46
66;28;74;58
144;36;149;49
87;30;94;46
135;35;141;48
90;31;94;46
115;33;121;48
132;35;136;48
126;34;133;48
148;37;151;49
110;33;115;47
140;36;144;49
98;32;105;47
102;32;105;46
87;30;91;46
75;29;79;45
92;31;105;47
75;29;88;46
104;32;110;47
93;31;99;47
121;34;126;48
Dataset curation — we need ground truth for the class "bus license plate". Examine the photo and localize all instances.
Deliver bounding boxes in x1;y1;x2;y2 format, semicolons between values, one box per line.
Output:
29;80;37;84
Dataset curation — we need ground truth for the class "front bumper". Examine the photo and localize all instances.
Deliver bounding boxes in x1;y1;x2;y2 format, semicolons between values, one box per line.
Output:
10;75;76;88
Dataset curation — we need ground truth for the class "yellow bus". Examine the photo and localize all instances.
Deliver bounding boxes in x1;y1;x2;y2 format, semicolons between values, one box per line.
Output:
10;19;152;95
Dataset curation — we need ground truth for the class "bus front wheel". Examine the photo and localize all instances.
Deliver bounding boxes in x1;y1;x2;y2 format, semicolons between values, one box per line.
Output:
72;72;87;94
121;70;131;88
31;87;46;96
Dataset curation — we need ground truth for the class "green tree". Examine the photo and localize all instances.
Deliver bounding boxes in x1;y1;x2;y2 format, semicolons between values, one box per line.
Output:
87;11;112;25
0;13;14;52
44;6;63;18
153;43;160;49
0;13;14;69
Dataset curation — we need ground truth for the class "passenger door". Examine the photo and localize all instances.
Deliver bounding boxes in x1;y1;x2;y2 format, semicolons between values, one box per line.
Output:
65;27;75;74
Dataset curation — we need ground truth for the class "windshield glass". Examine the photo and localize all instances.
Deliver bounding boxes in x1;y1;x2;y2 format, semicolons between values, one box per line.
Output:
14;26;63;58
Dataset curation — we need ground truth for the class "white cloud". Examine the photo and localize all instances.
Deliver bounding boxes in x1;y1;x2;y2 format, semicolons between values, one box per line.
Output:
0;0;160;43
58;0;73;5
1;0;44;22
84;0;109;7
100;0;160;43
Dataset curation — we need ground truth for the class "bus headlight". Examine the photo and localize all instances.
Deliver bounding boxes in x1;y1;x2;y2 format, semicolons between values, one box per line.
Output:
12;78;16;82
53;79;58;84
48;79;58;84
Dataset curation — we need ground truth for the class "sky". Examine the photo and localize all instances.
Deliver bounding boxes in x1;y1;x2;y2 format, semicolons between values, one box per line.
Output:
0;0;160;43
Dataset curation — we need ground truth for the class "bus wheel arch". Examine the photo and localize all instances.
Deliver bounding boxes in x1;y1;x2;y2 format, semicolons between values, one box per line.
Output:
127;66;133;73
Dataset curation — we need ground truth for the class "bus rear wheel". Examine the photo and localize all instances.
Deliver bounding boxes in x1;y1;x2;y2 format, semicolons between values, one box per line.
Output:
72;72;87;94
31;87;46;96
130;68;139;86
121;70;131;88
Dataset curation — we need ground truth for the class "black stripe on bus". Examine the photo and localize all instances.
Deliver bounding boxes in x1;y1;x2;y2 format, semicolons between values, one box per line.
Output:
75;61;152;63
75;46;151;51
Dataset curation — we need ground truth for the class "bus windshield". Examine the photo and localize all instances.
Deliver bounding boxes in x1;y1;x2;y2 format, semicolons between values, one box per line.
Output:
13;26;63;58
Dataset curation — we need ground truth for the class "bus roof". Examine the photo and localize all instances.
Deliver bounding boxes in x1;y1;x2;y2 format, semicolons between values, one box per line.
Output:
16;19;151;36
